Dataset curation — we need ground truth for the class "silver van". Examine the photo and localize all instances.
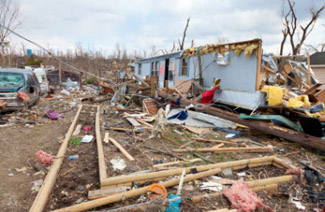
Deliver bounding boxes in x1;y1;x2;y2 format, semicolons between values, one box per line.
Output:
0;68;41;111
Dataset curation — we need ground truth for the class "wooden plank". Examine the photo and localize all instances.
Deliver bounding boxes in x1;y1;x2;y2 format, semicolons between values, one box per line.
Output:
88;186;129;200
103;132;109;144
101;156;274;187
263;65;277;74
153;158;202;168
29;105;83;212
272;55;305;58
192;138;240;145
96;106;108;184
307;52;311;84
173;147;273;153
134;118;153;128
108;137;135;161
51;168;222;212
132;73;150;87
72;124;82;136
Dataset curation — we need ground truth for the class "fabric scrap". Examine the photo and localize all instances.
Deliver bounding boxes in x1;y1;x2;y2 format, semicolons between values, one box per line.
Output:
167;110;188;121
45;109;63;120
200;86;219;104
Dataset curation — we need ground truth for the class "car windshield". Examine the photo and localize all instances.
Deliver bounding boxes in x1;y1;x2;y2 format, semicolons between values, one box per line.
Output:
0;72;25;90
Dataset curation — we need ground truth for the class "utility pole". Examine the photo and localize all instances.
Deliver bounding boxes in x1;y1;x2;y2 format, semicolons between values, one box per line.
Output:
59;61;62;89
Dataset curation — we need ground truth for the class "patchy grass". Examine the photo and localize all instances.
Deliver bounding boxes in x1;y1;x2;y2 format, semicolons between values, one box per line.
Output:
183;133;192;138
183;163;191;167
69;136;81;145
176;139;184;144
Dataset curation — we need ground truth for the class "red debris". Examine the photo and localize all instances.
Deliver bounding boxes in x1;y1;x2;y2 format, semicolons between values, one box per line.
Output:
16;92;30;102
35;150;55;166
222;178;273;212
285;168;304;175
200;86;219;104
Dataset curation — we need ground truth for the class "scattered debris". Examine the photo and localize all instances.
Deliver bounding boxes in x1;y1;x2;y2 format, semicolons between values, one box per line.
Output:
110;157;126;171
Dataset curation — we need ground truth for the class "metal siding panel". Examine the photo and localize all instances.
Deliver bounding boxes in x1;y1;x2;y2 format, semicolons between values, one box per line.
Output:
200;51;257;91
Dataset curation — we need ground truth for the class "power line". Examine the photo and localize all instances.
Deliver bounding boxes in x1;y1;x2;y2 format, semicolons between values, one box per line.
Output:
0;23;113;83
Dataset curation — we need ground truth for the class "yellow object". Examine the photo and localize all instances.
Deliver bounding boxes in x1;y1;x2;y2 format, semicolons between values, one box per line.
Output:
261;86;284;106
212;79;221;89
287;98;304;108
304;111;321;118
287;95;311;108
244;44;258;57
234;44;247;56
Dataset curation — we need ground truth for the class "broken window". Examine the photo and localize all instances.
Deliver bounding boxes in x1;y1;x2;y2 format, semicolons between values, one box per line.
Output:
216;45;230;65
0;72;25;90
151;61;159;76
138;64;142;75
181;58;188;76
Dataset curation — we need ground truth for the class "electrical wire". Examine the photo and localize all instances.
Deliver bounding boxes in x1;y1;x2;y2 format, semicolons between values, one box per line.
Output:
0;23;113;83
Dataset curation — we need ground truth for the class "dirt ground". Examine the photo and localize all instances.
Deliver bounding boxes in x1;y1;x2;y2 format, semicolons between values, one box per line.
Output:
0;109;76;212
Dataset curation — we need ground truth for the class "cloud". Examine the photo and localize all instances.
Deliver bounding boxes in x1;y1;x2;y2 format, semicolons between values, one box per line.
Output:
8;0;324;56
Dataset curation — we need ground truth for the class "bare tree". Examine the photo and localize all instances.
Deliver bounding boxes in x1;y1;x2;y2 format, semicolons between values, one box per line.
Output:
0;0;21;66
280;0;324;55
178;17;190;50
304;23;325;53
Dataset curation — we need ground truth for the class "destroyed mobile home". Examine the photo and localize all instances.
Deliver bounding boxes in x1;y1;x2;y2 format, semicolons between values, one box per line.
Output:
1;39;325;212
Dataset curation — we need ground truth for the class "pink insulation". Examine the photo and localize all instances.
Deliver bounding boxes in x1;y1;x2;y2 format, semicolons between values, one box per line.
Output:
222;178;273;212
285;168;303;175
35;150;55;166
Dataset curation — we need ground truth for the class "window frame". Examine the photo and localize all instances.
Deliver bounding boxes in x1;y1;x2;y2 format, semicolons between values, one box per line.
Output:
181;58;188;76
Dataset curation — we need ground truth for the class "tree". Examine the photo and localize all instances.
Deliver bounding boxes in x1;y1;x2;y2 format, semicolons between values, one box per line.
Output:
178;17;190;50
0;0;21;66
280;0;324;55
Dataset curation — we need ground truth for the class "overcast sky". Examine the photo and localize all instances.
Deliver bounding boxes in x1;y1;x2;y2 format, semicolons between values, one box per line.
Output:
12;0;325;56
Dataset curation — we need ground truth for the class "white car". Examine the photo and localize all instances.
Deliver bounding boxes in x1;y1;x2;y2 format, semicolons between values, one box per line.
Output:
33;68;49;96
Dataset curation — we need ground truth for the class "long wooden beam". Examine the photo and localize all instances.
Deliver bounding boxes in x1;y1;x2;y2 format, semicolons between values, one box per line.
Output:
29;105;83;212
158;90;325;153
108;137;135;161
173;147;273;153
51;168;222;212
132;74;150;87
96;106;108;184
101;156;274;187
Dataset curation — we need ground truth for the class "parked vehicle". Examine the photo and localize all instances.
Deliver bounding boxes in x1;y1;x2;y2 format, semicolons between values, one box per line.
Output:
0;68;41;111
33;68;49;96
